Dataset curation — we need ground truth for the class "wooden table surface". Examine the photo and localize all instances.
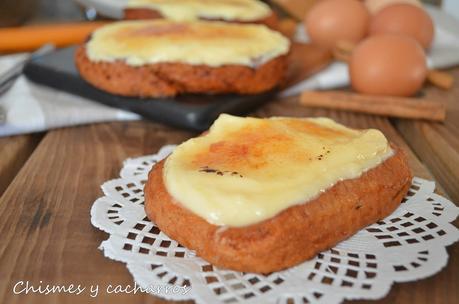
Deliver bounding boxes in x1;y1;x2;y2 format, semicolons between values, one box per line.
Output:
0;79;458;304
0;2;458;303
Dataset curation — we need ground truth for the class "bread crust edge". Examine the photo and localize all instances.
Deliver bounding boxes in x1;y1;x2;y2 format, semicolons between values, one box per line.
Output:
144;146;413;273
75;45;288;98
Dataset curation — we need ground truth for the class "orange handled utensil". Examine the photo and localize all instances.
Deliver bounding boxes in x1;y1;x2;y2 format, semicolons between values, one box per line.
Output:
0;21;108;53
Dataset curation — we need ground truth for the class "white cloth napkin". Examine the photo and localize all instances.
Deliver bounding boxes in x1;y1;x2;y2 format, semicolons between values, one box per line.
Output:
0;54;140;137
281;5;459;97
0;6;458;137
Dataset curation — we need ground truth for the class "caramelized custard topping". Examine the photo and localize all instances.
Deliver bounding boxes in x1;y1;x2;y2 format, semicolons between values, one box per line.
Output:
164;115;393;227
126;0;272;21
86;20;289;67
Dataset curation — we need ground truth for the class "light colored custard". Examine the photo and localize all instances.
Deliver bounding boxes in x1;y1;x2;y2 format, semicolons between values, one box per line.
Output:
126;0;272;22
164;114;394;227
86;20;290;67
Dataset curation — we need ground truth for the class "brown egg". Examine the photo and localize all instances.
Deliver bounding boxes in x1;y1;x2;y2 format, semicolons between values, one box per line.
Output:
305;0;370;49
370;4;434;49
350;34;427;96
364;0;421;14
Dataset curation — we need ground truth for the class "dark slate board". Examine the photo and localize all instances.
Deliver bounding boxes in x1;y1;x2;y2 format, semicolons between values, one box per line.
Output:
23;46;275;131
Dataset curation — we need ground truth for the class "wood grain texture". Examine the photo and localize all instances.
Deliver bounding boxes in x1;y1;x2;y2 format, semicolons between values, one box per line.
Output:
0;133;43;196
0;97;456;304
395;68;459;203
0;1;455;302
0;121;194;304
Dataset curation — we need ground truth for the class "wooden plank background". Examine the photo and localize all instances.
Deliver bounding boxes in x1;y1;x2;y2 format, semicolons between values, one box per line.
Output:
0;133;43;195
0;96;457;304
395;69;459;203
0;1;458;303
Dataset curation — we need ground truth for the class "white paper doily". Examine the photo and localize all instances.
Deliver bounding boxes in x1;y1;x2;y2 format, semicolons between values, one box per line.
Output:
91;145;459;304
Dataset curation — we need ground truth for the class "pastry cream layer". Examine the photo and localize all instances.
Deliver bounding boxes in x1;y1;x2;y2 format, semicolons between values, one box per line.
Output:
126;0;271;22
86;20;289;67
164;114;393;227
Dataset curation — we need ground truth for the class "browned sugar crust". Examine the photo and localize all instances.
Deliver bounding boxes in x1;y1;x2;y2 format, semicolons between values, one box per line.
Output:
75;45;288;98
144;147;412;273
124;8;279;29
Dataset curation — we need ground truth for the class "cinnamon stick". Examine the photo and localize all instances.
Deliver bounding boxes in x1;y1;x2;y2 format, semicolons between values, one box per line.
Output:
277;18;298;40
300;90;446;122
427;70;454;90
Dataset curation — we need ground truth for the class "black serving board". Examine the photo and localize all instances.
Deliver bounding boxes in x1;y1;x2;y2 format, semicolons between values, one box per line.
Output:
23;47;275;131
